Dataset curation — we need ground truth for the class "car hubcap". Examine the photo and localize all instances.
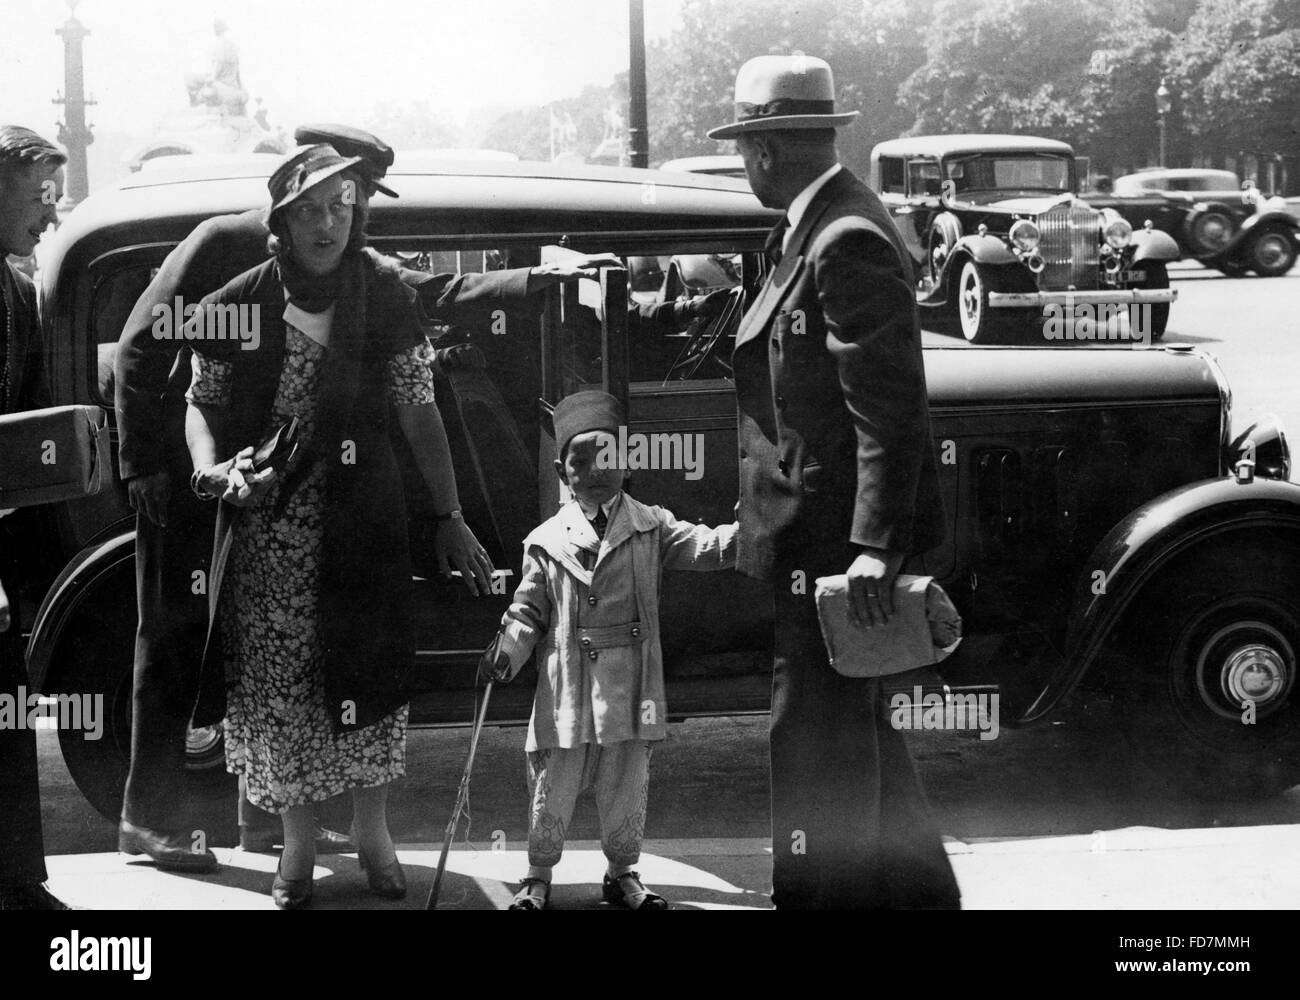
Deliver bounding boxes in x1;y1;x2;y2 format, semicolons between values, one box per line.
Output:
1196;621;1294;721
1195;213;1232;251
1254;234;1291;271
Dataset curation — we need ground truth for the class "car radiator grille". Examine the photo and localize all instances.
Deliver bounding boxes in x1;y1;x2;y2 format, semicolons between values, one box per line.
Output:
1037;203;1100;291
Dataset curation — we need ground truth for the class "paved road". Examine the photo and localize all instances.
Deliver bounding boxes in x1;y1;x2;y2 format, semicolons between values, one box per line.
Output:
33;261;1300;909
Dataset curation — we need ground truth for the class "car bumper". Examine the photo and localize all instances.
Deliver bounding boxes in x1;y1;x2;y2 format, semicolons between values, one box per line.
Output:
989;289;1178;308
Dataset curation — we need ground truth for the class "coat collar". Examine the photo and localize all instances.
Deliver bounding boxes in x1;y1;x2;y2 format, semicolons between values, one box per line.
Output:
734;168;851;351
531;493;661;584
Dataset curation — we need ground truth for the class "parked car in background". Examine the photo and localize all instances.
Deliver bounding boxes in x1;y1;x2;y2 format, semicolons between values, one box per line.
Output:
1097;168;1300;277
870;135;1180;343
20;153;1300;823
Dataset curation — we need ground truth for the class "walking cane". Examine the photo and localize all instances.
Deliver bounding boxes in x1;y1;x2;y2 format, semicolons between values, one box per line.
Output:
425;679;494;910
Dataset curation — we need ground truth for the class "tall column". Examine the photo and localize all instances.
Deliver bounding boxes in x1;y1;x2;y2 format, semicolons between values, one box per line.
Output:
53;1;95;207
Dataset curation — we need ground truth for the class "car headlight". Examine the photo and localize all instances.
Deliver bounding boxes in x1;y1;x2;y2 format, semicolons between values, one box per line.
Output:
1104;217;1133;249
1009;220;1040;252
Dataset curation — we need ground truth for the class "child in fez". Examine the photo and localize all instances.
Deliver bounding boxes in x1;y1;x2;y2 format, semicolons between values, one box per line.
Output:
480;390;737;910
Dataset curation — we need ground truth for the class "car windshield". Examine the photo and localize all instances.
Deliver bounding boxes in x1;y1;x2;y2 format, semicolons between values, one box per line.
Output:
947;154;1072;196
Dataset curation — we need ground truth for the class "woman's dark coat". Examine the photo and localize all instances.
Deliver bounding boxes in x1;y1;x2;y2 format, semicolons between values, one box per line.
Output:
190;251;425;733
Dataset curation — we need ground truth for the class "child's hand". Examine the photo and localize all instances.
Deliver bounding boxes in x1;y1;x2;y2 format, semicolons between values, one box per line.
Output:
477;645;511;684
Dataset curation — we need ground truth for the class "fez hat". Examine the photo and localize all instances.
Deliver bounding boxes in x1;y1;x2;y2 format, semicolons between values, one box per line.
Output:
553;390;623;462
707;54;858;140
293;123;398;198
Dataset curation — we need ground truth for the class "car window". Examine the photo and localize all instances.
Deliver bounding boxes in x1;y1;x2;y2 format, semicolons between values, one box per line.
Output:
879;157;906;195
949;155;1071;194
907;159;942;197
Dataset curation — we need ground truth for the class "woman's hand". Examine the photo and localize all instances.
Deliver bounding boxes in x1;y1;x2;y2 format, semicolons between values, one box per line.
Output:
198;446;279;508
436;515;495;595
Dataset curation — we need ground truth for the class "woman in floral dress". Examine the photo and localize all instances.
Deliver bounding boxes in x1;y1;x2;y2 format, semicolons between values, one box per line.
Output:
185;145;495;907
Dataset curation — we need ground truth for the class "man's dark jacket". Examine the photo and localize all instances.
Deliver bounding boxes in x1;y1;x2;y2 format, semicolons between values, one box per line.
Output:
733;166;944;576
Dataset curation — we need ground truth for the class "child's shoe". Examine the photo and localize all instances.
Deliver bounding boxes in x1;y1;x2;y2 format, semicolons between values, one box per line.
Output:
602;871;668;910
508;877;551;910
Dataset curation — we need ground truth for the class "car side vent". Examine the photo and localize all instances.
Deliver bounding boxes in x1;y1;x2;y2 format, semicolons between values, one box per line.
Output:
976;448;1022;556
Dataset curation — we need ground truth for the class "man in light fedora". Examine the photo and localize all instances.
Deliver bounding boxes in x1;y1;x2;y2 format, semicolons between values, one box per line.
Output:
712;54;959;909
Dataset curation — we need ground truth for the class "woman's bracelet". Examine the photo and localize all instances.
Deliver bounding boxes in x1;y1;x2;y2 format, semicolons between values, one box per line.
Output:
190;467;218;501
434;507;463;523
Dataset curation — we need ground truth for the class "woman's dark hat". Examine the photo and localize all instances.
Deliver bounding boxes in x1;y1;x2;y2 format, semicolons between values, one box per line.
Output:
707;54;858;140
268;144;368;216
553;390;623;462
293;124;398;198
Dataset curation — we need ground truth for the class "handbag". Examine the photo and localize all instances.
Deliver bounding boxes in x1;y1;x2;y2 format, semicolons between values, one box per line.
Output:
814;573;962;678
0;404;110;508
250;415;300;475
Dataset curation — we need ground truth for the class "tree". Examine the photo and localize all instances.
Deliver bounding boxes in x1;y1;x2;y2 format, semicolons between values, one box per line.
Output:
1166;0;1300;172
646;0;933;166
898;0;1113;144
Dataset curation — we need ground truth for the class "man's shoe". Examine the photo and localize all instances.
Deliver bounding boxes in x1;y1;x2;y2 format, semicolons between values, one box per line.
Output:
507;877;550;910
0;882;70;911
240;826;355;854
602;871;668;910
271;859;313;910
118;820;218;872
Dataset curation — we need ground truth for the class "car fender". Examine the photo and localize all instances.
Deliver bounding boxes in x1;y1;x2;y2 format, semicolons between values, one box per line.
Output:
1222;209;1300;252
1017;476;1300;724
1129;227;1181;263
952;234;1019;267
25;531;136;693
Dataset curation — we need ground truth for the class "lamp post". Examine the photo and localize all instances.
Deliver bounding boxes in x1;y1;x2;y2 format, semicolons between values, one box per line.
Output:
1155;77;1171;168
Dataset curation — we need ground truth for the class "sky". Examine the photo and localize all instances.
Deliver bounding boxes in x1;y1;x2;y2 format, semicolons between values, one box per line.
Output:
4;0;687;142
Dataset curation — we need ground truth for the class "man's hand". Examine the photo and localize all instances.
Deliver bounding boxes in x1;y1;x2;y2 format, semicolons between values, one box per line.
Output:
846;547;905;629
128;471;172;527
689;287;732;321
197;447;278;509
527;254;622;291
431;343;486;375
436;516;496;595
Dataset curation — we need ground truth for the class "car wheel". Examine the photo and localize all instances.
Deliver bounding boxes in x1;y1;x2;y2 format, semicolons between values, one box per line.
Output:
1132;261;1170;340
53;583;235;822
1246;228;1297;277
955;259;1030;344
1111;537;1300;799
1185;208;1235;255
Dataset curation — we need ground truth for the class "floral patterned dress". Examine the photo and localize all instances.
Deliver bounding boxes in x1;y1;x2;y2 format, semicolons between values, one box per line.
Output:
187;309;435;813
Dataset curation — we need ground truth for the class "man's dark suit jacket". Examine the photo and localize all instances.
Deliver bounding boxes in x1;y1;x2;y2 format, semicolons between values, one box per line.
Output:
732;166;957;910
733;166;943;578
0;260;53;886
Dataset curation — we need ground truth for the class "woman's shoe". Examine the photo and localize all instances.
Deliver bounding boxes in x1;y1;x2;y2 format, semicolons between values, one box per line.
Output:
271;858;313;910
602;871;668;910
358;849;407;900
508;877;551;910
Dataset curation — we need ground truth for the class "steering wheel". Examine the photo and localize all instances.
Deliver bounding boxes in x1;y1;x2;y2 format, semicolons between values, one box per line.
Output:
663;286;744;384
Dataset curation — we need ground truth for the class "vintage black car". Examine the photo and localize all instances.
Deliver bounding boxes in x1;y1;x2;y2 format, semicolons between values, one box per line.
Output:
1089;168;1300;278
22;154;1300;823
870;135;1181;344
